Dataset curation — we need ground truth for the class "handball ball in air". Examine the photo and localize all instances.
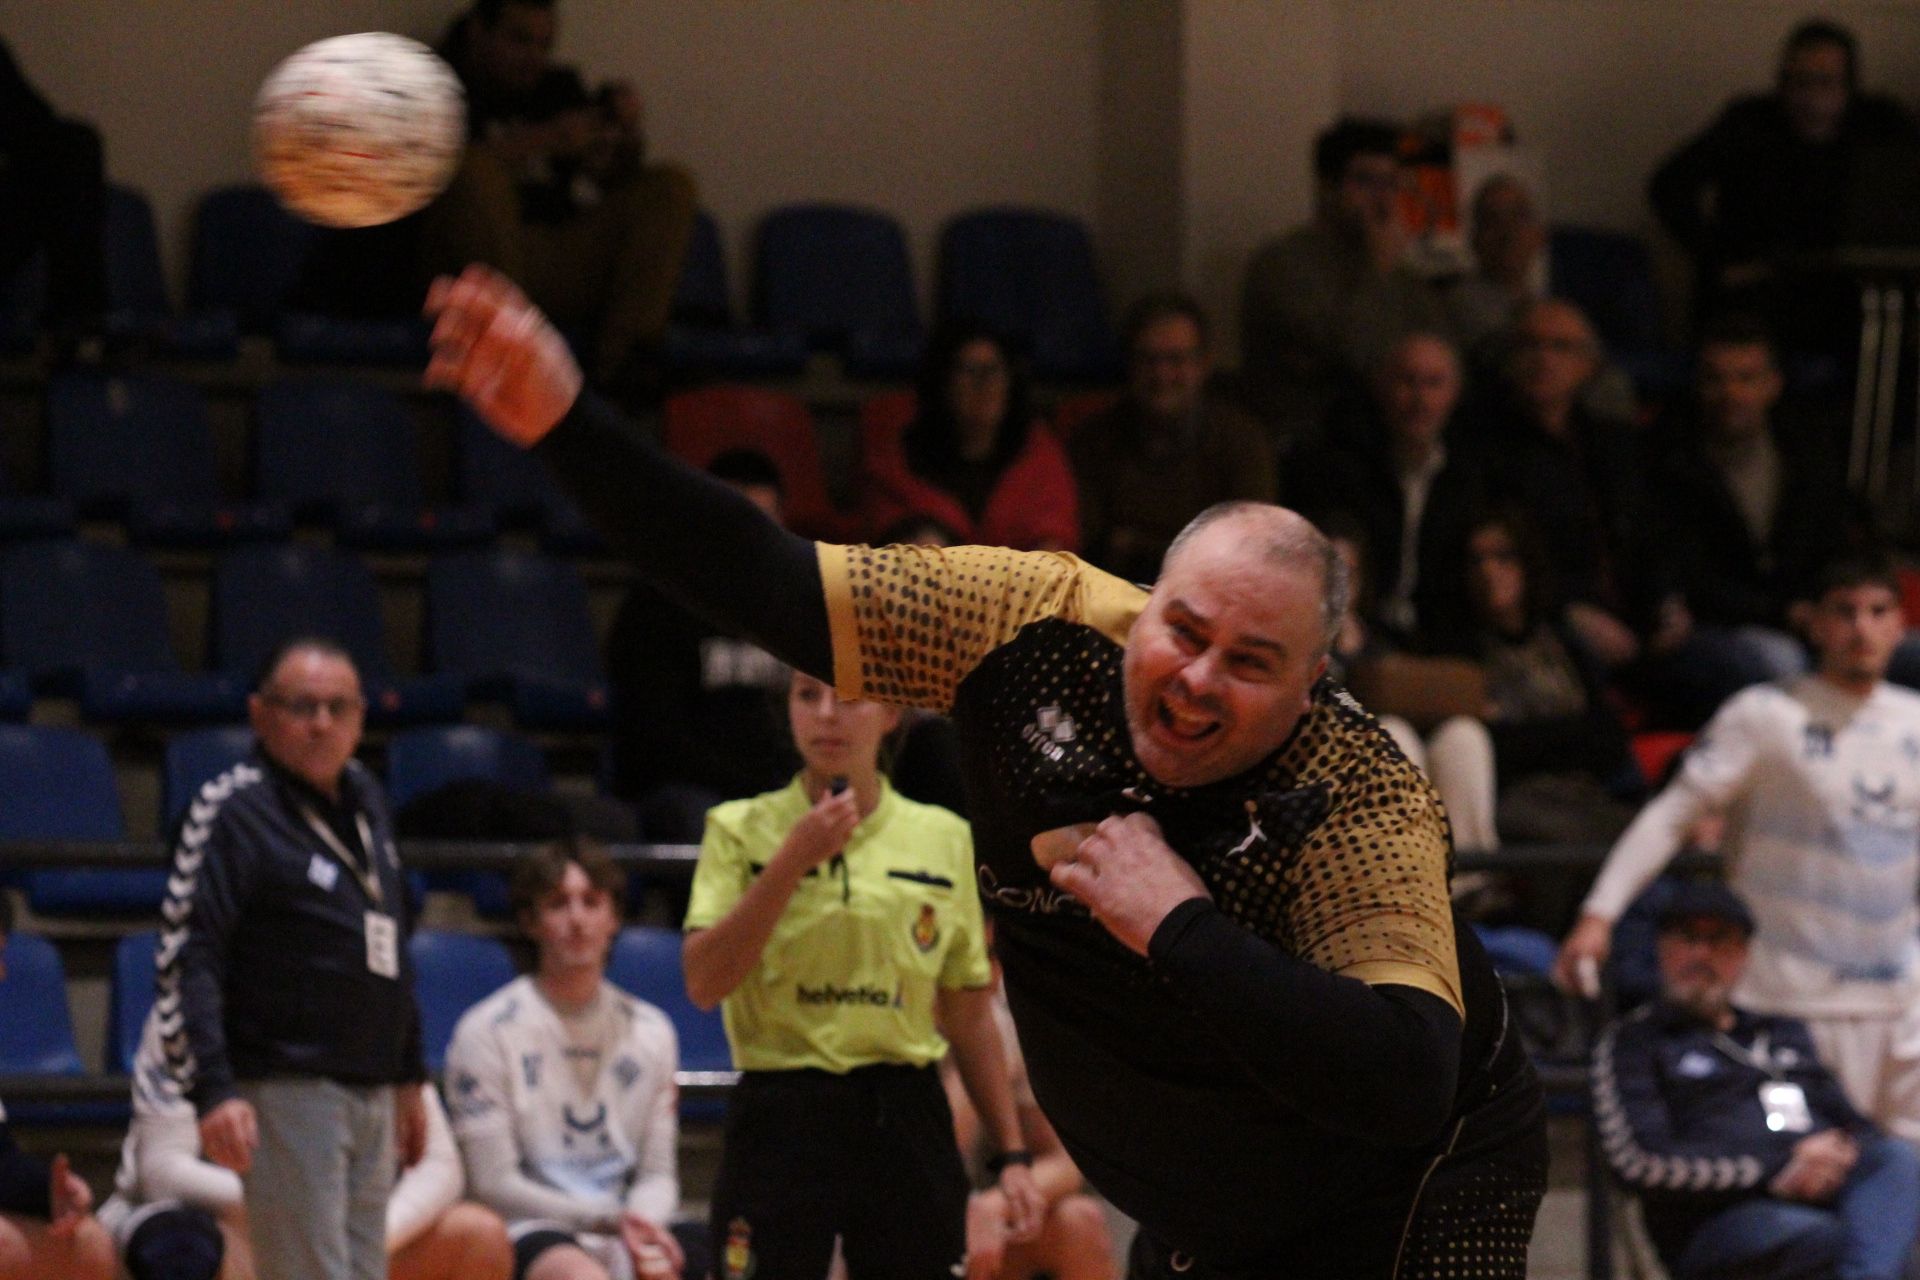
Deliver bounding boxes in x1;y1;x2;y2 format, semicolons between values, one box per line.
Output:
253;32;466;229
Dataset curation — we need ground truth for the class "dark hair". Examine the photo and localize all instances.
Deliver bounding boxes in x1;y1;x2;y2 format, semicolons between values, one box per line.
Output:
708;448;783;493
510;836;627;929
1781;19;1858;88
253;636;356;694
1462;504;1560;635
905;322;1033;479
1698;311;1779;361
1121;292;1210;356
1813;550;1900;599
1313;117;1402;182
473;0;554;27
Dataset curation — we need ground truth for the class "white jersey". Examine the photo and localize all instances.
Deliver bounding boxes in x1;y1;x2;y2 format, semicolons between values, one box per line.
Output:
1585;677;1920;1016
445;976;680;1235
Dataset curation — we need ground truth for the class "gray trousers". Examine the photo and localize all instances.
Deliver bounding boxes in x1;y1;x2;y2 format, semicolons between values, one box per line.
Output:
239;1078;394;1280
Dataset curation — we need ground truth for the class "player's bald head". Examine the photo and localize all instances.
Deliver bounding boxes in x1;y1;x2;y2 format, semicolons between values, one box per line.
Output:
1161;503;1349;658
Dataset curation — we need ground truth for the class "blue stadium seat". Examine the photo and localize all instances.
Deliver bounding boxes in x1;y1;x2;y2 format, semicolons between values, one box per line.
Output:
425;551;610;728
0;723;163;915
1549;226;1684;396
454;407;605;554
0;540;244;723
255;378;489;549
160;727;255;831
186;185;317;338
0;454;75;543
0;932;86;1077
46;370;288;545
410;929;518;1074
938;207;1121;381
388;725;553;917
664;209;807;378
0;248;45;354
608;926;731;1118
103;184;236;358
754;203;922;376
210;544;465;725
0;670;28;720
107;930;160;1073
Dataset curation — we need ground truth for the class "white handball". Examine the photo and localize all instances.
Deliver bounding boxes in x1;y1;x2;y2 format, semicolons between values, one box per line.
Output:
253;32;466;229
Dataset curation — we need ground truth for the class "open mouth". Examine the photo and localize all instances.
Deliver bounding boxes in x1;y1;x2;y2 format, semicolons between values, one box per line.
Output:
1156;696;1220;744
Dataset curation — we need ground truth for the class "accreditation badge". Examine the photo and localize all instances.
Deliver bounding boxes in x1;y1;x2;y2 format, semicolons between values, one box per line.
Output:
1759;1081;1813;1133
365;910;400;979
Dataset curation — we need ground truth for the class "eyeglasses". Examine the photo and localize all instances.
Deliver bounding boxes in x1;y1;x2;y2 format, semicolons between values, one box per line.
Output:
263;693;365;721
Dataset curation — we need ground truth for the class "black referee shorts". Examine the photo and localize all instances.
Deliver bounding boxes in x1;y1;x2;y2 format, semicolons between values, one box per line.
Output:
709;1062;969;1280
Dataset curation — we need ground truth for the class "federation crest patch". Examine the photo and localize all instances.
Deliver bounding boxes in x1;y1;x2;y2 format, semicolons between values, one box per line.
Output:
912;903;940;952
724;1216;755;1279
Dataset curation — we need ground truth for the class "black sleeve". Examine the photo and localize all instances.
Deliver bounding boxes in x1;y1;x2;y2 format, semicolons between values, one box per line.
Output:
1147;899;1462;1146
0;1117;52;1218
534;391;835;680
159;811;257;1115
1647;117;1726;259
0;40;58;156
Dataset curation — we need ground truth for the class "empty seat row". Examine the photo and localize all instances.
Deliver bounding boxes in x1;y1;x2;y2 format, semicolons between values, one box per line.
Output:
0;721;561;915
0;925;729;1120
0;540;607;727
0;185;1123;383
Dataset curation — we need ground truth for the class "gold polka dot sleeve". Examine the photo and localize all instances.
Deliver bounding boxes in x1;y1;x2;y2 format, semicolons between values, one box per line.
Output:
816;543;1143;711
1283;722;1464;1015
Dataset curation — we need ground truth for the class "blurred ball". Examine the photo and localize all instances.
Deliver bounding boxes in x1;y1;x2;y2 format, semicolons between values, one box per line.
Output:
253;32;466;229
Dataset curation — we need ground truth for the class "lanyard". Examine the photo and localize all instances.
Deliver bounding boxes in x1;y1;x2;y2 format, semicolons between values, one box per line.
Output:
300;805;383;909
1708;1029;1782;1081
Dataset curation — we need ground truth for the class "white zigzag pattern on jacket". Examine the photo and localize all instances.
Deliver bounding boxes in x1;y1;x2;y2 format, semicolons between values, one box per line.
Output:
154;763;262;1093
1590;1010;1764;1195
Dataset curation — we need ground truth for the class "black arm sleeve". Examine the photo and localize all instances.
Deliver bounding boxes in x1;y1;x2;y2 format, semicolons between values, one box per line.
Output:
160;816;255;1115
1147;899;1462;1146
0;1118;52;1219
534;391;834;680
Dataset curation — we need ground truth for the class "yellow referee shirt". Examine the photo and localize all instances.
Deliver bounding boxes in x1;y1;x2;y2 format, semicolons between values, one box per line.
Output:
685;776;990;1073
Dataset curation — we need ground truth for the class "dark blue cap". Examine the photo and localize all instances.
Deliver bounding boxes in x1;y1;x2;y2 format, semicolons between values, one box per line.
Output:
125;1205;224;1280
1655;881;1755;937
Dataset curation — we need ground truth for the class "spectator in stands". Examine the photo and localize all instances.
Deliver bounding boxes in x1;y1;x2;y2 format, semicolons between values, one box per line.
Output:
683;668;1043;1278
1069;293;1274;583
1238;117;1445;455
862;323;1080;551
605;450;798;842
1638;314;1871;728
1558;554;1920;1143
1591;882;1920;1280
0;896;116;1280
1478;298;1653;672
96;1009;511;1280
1433;506;1638;848
1320;515;1498;856
446;839;704;1280
0;37;106;352
1649;19;1920;361
157;637;429;1280
1289;330;1487;640
1445;174;1548;366
942;925;1117;1280
423;0;697;388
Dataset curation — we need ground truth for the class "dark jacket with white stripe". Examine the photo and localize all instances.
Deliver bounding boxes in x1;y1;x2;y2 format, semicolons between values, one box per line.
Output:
157;751;424;1113
1591;1000;1870;1256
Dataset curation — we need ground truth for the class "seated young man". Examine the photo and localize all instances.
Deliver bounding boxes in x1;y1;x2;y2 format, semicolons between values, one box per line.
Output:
1592;882;1920;1280
446;839;705;1280
95;1007;511;1280
941;928;1117;1280
0;895;116;1280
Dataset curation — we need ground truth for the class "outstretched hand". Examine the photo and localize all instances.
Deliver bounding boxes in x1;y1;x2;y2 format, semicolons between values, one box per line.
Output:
424;264;583;447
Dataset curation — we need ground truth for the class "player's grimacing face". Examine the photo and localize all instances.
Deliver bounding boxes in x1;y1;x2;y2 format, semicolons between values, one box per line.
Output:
1123;526;1327;788
531;861;619;974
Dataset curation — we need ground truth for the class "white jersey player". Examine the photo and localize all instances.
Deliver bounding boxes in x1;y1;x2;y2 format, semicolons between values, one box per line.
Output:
1558;556;1920;1137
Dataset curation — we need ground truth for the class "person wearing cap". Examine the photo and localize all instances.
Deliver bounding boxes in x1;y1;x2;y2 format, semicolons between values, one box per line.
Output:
0;895;117;1280
1558;553;1920;1140
1591;881;1920;1280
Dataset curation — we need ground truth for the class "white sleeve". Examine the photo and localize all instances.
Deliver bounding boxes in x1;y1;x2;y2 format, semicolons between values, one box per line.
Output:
623;1019;680;1226
386;1087;463;1252
130;1112;243;1213
1582;694;1763;921
445;1014;623;1232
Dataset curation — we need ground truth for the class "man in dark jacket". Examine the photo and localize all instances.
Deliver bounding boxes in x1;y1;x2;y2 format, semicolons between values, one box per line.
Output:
1592;882;1920;1280
156;638;429;1280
